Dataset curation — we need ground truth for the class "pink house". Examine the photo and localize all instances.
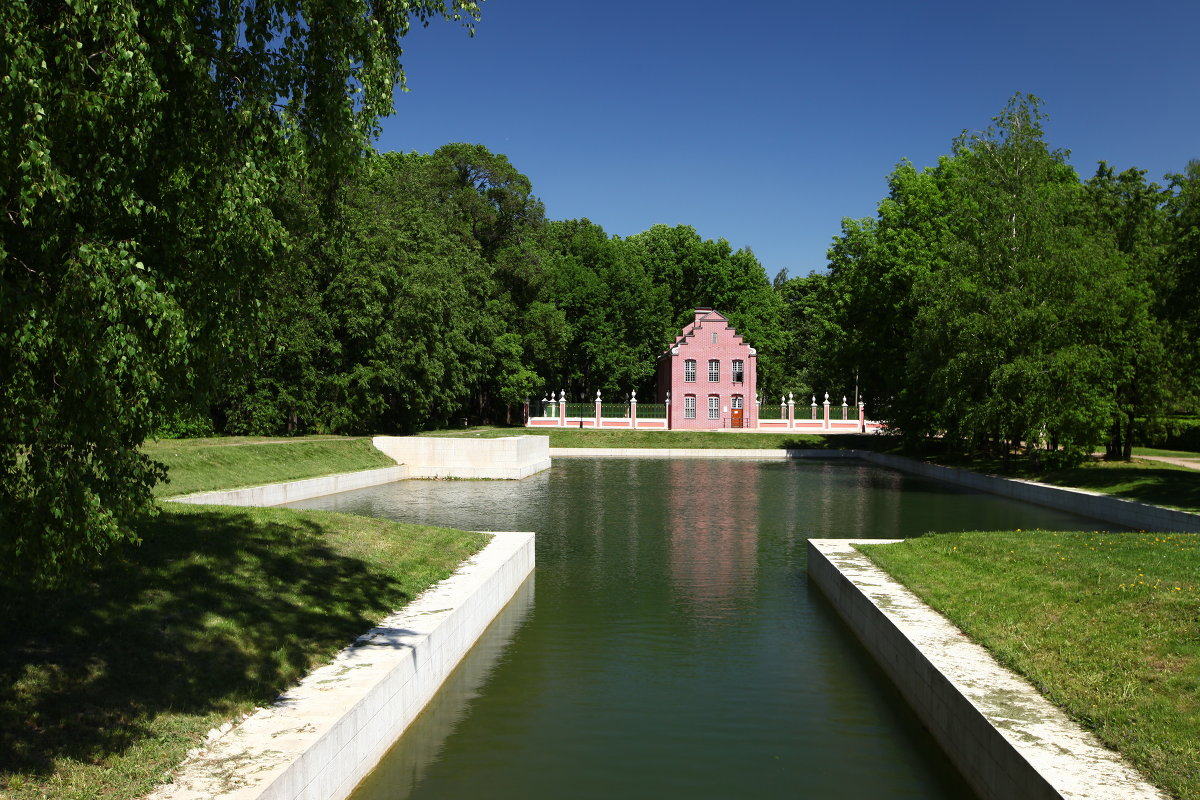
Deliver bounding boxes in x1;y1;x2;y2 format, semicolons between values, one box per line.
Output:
657;309;758;430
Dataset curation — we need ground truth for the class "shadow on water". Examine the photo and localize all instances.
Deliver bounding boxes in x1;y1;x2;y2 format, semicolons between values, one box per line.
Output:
0;507;406;777
352;575;536;800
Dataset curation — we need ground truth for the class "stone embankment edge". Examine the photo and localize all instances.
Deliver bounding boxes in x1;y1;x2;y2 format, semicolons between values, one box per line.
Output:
549;447;860;460
807;539;1168;800
167;466;410;507
853;451;1200;533
550;447;1200;532
149;530;535;800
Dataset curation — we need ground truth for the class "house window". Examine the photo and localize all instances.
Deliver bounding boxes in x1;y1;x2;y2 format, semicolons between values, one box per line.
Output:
708;359;719;382
684;396;696;419
711;332;718;344
708;396;720;420
732;359;744;383
732;396;743;409
684;359;696;382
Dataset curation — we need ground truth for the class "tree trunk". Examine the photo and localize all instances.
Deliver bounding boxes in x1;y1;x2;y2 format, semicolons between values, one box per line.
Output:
1123;409;1135;460
1105;415;1121;460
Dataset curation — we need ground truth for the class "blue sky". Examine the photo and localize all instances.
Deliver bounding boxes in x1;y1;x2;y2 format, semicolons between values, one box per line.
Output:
375;0;1200;279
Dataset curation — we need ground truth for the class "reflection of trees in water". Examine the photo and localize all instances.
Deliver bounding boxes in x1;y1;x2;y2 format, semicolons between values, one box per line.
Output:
666;460;761;621
349;576;535;800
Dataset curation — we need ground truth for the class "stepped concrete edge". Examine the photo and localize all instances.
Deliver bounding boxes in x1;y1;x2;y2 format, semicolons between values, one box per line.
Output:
808;539;1168;800
149;530;535;800
167;466;410;507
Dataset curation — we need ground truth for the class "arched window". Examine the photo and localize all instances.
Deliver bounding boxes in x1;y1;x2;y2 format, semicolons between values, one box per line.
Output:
708;396;720;420
731;396;743;409
732;359;744;383
684;359;696;382
708;359;719;382
684;395;697;419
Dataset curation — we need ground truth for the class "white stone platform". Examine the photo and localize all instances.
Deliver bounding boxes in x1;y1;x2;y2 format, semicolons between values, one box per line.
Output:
808;539;1168;800
374;435;550;479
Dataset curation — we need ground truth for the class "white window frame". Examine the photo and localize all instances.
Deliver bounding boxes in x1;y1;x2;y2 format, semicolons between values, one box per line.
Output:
732;359;744;383
684;359;696;382
684;395;696;419
732;395;743;409
708;396;720;420
708;359;719;382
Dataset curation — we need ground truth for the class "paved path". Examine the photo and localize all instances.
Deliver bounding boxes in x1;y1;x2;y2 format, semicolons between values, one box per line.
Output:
1139;455;1200;471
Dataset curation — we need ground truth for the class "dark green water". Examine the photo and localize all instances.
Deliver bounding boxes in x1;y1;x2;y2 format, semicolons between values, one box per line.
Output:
287;458;1115;799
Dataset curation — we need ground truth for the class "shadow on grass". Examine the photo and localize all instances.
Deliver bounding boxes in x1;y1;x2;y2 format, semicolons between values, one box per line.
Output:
0;507;407;777
1041;465;1200;513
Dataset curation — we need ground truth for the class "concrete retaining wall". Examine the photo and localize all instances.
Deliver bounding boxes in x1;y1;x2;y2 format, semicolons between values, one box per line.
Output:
151;530;536;800
807;539;1168;800
373;435;550;479
169;466;410;507
549;447;862;460
856;451;1200;532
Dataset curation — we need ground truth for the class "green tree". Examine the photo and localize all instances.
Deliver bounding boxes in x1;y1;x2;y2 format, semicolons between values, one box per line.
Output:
1084;163;1173;459
541;219;672;400
1165;160;1200;401
819;159;955;424
0;1;480;583
907;95;1135;465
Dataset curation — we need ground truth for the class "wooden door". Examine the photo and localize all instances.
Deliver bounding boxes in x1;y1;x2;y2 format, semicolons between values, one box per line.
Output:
731;408;743;428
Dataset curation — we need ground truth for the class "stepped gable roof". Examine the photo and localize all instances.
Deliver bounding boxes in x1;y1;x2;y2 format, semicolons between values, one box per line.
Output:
660;308;749;358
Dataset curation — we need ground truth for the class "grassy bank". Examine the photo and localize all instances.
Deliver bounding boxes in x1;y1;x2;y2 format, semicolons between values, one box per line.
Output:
0;505;488;800
144;436;397;498
911;449;1200;514
858;531;1200;800
1037;458;1200;514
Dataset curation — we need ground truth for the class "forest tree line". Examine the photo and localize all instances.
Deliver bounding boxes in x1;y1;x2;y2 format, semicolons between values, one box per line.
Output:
192;144;796;437
796;95;1200;467
199;95;1200;475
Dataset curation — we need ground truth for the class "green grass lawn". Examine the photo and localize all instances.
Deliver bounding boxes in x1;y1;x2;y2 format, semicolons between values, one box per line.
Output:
0;505;488;800
2;436;487;799
144;436;398;497
857;531;1200;800
1133;447;1200;459
1036;458;1200;514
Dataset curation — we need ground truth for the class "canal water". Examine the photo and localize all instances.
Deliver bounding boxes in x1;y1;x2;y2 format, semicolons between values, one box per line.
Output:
286;458;1114;800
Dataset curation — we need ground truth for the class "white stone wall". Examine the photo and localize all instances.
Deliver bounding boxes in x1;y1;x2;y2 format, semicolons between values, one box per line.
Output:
857;451;1200;533
372;435;550;479
807;539;1168;800
169;466;410;507
151;531;535;800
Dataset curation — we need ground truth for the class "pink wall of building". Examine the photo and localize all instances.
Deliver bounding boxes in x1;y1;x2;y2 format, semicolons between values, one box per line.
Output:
656;309;758;430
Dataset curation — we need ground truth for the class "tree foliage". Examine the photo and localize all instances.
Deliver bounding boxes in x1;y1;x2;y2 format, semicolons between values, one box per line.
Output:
0;0;480;583
816;94;1189;466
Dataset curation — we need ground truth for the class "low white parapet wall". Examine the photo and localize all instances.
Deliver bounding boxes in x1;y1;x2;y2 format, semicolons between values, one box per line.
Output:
151;530;535;800
169;466;410;507
808;539;1168;800
855;451;1200;533
549;447;864;460
373;435;550;479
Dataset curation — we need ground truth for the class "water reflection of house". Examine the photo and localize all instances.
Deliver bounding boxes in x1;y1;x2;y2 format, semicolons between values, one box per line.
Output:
657;308;758;430
665;460;760;621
